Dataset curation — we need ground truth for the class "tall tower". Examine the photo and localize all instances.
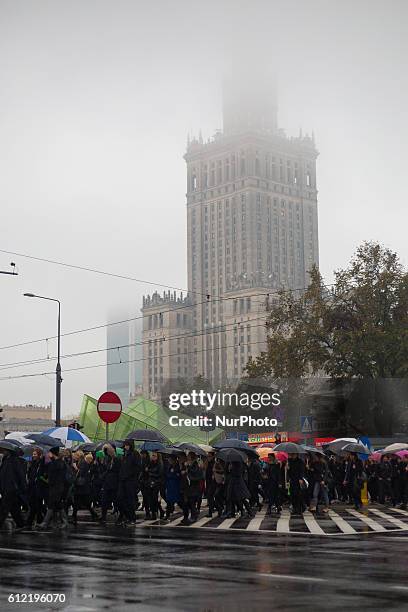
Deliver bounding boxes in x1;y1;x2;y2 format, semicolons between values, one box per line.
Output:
142;75;319;397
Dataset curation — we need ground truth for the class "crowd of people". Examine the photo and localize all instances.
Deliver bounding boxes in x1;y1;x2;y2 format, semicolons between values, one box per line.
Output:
0;439;407;531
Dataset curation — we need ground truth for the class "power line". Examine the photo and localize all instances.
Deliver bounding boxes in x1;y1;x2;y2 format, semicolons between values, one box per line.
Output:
0;281;335;352
0;314;269;372
0;335;269;382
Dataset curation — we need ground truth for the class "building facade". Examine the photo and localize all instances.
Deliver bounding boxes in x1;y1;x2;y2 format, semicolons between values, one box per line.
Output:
142;78;319;398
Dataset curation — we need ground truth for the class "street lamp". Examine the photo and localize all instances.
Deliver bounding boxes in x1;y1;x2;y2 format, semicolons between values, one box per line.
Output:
24;293;61;426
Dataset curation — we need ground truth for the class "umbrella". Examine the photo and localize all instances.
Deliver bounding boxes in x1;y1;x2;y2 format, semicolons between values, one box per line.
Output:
77;442;98;453
272;442;307;454
216;448;247;463
0;440;20;453
197;444;214;453
157;446;185;456
256;447;288;462
43;427;91;448
127;429;167;443
396;450;408;458
95;440;124;451
174;442;207;456
341;442;371;455
5;433;35;444
212;439;259;458
139;441;166;452
25;433;60;447
302;445;326;456
324;438;359;453
383;443;408;453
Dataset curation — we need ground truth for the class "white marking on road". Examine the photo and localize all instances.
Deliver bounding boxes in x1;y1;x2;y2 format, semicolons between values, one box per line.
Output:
165;515;185;527
369;508;407;529
390;507;408;517
346;509;387;532
190;516;214;528
328;510;357;534
303;511;326;535
276;509;290;533
391;585;408;591
216;517;238;529
246;510;267;531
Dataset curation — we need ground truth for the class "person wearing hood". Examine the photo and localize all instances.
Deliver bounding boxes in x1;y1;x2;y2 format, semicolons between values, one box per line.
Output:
99;443;121;524
116;439;141;526
37;447;68;530
0;448;27;530
72;451;98;526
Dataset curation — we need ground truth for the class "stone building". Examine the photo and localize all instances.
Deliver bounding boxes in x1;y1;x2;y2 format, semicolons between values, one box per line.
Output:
142;76;319;398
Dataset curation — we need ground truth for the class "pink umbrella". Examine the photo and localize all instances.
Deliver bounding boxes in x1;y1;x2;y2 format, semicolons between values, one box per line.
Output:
371;451;383;462
396;450;408;458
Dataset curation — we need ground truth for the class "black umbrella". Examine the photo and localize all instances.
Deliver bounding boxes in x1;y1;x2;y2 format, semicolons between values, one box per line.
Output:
216;448;247;463
0;440;20;453
26;433;62;447
212;439;259;458
174;442;207;457
272;442;307;454
302;445;326;456
77;442;98;453
157;446;185;456
95;440;124;451
341;442;371;455
127;430;167;443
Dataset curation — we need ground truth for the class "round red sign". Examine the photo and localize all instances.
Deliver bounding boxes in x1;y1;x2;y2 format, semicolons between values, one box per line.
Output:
97;391;122;424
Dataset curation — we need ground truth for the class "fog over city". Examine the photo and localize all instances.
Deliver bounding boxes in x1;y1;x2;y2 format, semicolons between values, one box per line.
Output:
0;0;407;415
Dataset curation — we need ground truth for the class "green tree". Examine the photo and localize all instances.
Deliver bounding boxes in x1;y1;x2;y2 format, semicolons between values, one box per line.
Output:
245;242;408;434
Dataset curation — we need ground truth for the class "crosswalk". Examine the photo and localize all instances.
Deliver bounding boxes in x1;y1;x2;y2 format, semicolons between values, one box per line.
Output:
132;504;408;536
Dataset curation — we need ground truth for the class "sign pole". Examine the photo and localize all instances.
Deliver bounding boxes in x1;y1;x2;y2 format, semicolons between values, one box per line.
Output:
106;422;109;441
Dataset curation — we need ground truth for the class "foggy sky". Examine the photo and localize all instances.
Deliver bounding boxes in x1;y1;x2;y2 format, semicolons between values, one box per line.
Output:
0;0;407;416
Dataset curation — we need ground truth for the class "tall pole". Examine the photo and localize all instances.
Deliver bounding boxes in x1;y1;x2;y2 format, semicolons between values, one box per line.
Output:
56;300;61;427
24;293;62;426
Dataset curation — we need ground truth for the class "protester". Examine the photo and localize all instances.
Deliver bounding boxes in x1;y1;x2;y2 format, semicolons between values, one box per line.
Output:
37;447;68;530
116;439;141;526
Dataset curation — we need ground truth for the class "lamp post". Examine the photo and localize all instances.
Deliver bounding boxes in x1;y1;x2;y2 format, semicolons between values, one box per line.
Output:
24;293;61;426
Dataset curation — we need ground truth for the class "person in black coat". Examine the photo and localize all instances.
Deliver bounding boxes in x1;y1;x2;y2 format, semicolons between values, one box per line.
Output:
344;453;364;510
264;453;283;514
37;447;68;529
145;452;164;520
205;452;216;518
0;448;27;529
26;447;48;528
117;439;141;526
226;461;252;518
287;453;305;515
248;456;262;511
100;444;121;524
72;452;98;525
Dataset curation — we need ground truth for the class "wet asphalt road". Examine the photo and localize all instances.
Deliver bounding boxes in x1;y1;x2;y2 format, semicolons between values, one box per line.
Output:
0;524;408;612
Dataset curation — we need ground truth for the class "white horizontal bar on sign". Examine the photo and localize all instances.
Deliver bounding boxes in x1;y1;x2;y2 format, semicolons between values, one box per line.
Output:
98;403;122;412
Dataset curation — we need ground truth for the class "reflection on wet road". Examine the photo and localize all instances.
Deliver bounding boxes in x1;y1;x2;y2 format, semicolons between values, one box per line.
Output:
1;526;408;611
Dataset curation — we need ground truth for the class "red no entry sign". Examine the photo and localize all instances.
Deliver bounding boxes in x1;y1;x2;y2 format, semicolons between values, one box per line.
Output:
97;391;122;424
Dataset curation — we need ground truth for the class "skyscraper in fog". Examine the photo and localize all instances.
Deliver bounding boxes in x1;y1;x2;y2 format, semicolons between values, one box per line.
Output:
142;76;319;398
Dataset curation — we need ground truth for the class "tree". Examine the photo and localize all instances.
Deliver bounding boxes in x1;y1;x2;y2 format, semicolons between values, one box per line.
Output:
245;242;408;434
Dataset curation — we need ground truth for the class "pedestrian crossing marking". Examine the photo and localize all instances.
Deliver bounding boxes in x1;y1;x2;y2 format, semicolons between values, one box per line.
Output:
216;517;238;529
303;510;326;535
276;509;290;533
391;507;408;517
190;516;213;528
328;510;357;534
246;510;267;531
346;509;387;532
369;508;407;529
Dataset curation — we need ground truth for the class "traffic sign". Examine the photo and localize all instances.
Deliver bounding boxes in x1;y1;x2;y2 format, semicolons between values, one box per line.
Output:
300;416;313;433
97;391;122;424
